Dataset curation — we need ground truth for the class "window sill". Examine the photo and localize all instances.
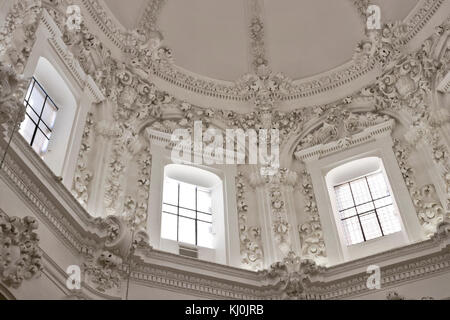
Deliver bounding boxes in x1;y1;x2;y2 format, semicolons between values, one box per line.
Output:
346;231;402;248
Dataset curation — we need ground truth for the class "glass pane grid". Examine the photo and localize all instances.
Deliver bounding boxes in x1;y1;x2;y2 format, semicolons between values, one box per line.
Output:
334;172;401;246
161;179;213;248
20;78;58;156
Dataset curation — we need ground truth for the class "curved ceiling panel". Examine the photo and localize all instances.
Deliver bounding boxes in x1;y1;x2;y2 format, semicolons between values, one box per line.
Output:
265;0;363;79
102;0;421;82
102;0;148;30
158;0;249;81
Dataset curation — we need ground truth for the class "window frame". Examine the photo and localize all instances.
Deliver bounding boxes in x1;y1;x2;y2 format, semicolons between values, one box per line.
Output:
21;77;59;154
161;178;213;248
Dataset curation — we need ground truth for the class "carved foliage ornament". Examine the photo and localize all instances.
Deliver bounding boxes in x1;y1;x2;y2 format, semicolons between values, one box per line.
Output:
72;112;94;207
267;251;324;300
266;169;297;256
298;170;326;263
236;172;263;271
393;139;445;235
0;62;28;134
0;211;43;288
0;0;42;73
77;0;443;101
294;108;390;152
82;250;122;293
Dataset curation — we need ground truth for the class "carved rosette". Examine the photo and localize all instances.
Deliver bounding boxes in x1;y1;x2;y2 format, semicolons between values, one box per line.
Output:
0;211;43;288
236;172;264;271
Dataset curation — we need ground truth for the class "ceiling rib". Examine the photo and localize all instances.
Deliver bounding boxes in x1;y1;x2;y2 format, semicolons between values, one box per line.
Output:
246;0;269;73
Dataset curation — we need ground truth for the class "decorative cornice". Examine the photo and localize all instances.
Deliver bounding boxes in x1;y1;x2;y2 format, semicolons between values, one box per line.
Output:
81;0;127;50
295;120;395;162
40;9;105;102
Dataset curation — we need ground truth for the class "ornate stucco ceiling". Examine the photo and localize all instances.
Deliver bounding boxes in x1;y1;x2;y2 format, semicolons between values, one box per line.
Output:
103;0;419;81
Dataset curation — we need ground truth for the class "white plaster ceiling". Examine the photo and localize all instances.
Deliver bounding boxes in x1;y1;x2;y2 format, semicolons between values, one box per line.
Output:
103;0;148;30
103;0;420;81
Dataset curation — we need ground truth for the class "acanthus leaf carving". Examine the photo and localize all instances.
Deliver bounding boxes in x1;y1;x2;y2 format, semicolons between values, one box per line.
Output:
298;170;327;264
294;108;390;152
236;171;264;271
393;139;445;235
0;62;28;135
72;112;94;207
82;249;123;293
266;251;324;300
0;210;43;288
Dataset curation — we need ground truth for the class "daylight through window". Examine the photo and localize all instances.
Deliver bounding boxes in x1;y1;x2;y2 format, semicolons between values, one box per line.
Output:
19;78;58;156
334;172;402;245
161;177;214;248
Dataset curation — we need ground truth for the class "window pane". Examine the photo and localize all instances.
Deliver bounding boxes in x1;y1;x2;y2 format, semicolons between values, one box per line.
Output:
179;208;196;219
42;100;58;128
161;212;177;241
32;130;49;155
356;202;375;214
178;216;195;245
197;190;212;213
197;221;213;248
162;203;177;214
163;179;178;205
179;183;196;210
29;84;45;115
374;196;392;208
367;173;390;199
341;216;364;245
377;206;402;235
26;106;39;124
360;212;383;240
39;122;51;139
198;212;212;223
19;115;36;144
334;184;354;211
340;207;356;219
349;178;372;205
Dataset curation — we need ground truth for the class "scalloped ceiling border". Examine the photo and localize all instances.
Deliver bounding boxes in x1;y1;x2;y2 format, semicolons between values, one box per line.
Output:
80;0;445;104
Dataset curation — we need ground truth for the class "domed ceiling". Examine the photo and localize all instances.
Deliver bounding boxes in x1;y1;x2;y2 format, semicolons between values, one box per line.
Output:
102;0;419;82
